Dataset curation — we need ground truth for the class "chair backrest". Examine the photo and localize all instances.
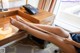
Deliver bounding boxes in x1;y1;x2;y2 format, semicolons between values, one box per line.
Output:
38;0;57;13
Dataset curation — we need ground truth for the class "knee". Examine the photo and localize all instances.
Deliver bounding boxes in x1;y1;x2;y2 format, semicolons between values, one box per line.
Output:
54;27;69;38
54;27;63;32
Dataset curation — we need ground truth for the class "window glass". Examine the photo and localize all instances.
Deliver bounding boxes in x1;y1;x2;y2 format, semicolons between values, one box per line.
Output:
61;0;80;2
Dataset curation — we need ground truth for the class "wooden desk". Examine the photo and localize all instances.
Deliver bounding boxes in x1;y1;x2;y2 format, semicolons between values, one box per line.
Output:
20;8;55;25
0;16;27;46
0;10;34;47
0;9;54;49
9;7;55;25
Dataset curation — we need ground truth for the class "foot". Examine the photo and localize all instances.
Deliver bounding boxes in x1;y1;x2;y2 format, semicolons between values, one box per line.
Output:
16;15;29;25
10;17;26;30
15;16;52;35
16;15;38;29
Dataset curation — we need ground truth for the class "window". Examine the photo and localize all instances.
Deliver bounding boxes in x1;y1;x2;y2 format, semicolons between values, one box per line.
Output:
61;0;80;2
54;0;80;32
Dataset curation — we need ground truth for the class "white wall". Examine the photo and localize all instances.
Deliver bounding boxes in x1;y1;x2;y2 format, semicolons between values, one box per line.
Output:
0;0;26;9
0;0;39;9
27;0;39;8
9;0;26;8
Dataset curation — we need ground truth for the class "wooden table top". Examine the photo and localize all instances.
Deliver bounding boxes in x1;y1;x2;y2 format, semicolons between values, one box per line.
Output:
0;14;31;39
0;10;32;46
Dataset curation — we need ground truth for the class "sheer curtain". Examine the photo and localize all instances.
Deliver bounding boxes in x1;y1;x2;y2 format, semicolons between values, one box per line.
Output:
38;0;56;13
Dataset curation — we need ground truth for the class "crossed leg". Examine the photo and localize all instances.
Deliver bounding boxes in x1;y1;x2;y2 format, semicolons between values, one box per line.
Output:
10;17;77;53
16;16;69;38
34;24;69;38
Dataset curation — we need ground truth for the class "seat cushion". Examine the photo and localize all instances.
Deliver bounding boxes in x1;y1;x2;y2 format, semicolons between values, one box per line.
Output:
70;33;80;53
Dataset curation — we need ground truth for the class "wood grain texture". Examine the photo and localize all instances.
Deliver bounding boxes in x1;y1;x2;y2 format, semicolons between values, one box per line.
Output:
0;31;27;46
0;10;37;42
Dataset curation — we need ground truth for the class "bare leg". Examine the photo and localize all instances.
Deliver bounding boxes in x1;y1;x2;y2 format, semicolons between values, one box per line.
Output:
10;18;77;53
16;16;69;38
34;24;69;38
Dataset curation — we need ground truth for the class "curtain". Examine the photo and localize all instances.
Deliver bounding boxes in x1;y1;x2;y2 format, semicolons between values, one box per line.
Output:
38;0;56;13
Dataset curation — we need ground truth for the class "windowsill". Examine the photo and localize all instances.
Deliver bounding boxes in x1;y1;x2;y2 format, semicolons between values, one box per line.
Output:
54;20;80;32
